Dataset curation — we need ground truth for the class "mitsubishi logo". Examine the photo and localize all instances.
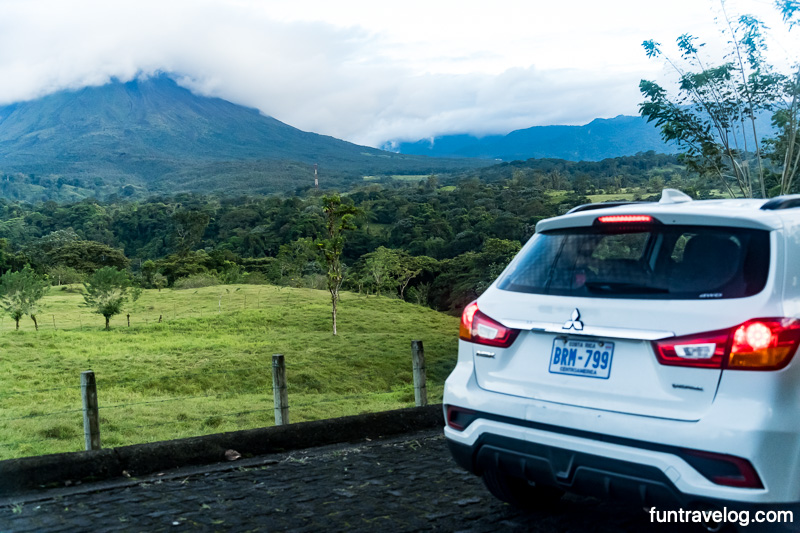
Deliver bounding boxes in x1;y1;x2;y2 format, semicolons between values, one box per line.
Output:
562;308;584;331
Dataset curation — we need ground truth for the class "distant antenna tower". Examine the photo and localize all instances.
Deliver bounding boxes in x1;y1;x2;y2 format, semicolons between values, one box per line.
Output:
314;164;319;190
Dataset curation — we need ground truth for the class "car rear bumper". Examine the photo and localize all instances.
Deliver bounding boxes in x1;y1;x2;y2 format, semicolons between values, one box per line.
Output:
446;431;800;532
447;432;686;508
444;360;800;505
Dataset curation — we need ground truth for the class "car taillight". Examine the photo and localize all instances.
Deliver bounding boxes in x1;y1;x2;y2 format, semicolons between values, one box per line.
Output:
459;301;520;348
653;318;800;371
652;329;729;368
729;319;800;369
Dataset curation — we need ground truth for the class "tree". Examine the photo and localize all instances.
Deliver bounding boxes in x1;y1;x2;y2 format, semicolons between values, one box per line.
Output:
639;0;799;197
24;228;80;265
155;250;214;285
170;209;211;254
151;273;167;292
429;239;522;312
363;246;401;296
0;238;27;276
319;195;358;335
140;260;158;287
272;238;321;286
47;265;84;286
0;266;49;330
778;0;799;30
83;267;136;330
398;255;438;301
766;0;800;194
357;247;434;299
45;240;129;273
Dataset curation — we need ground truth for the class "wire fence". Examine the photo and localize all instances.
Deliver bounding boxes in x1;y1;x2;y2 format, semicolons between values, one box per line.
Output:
0;284;385;333
0;284;339;333
0;342;430;460
0;310;254;332
0;367;263;400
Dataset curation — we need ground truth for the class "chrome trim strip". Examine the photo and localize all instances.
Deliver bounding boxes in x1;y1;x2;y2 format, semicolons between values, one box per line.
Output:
498;319;675;341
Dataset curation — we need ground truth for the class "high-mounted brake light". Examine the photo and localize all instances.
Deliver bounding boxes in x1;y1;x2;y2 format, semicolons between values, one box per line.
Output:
459;301;520;348
653;318;800;370
597;214;654;224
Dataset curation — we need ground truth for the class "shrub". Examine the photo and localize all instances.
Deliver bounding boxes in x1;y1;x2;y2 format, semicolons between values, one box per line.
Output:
173;273;220;289
47;265;85;286
241;272;269;285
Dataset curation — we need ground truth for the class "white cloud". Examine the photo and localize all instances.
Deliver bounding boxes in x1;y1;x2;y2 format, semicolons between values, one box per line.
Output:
0;0;794;147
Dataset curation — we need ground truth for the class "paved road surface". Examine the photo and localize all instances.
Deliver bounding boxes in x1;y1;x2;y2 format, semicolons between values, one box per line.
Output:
0;429;769;532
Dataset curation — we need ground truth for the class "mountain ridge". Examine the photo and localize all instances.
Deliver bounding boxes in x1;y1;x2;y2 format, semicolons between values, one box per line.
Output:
387;115;678;161
0;75;488;202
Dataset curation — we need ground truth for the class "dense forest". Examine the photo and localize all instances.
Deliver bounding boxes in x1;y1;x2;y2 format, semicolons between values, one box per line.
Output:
0;152;700;313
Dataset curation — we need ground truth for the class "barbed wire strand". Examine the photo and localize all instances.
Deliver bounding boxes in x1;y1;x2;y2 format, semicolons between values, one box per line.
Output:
0;384;84;399
2;389;273;421
2;386;413;421
289;390;412;410
0;366;272;399
0;436;82;449
96;366;271;389
98;390;272;411
117;391;414;433
97;385;404;412
0;408;85;423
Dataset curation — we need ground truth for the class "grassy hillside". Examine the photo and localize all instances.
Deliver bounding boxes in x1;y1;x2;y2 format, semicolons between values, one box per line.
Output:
0;284;459;460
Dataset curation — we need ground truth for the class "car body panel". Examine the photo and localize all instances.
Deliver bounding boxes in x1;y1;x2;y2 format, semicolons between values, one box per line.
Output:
444;192;800;506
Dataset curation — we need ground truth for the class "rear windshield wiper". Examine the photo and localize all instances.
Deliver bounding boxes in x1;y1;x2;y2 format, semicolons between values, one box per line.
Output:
584;281;670;294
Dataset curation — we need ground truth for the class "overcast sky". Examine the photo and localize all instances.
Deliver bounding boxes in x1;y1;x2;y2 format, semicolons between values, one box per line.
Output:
0;0;795;148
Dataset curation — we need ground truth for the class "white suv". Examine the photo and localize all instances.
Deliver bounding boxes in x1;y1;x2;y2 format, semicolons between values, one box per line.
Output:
444;189;800;527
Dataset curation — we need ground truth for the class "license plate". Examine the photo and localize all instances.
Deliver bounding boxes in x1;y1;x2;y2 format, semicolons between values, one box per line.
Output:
549;338;614;379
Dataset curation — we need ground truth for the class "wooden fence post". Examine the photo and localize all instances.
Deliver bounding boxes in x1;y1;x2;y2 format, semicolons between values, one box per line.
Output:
411;340;428;407
272;354;289;425
81;371;101;451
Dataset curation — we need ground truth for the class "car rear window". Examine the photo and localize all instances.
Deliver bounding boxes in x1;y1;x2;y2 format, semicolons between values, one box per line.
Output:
497;224;770;299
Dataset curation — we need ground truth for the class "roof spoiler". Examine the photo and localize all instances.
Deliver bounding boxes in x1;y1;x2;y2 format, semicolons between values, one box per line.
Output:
761;195;800;210
566;201;647;214
567;189;692;215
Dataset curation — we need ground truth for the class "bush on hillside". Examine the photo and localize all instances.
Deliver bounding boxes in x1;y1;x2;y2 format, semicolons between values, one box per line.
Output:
173;273;220;289
241;272;269;284
48;265;85;286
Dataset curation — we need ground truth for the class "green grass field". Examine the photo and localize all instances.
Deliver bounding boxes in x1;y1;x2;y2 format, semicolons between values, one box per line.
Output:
546;189;639;204
362;175;430;182
586;192;638;203
0;285;459;460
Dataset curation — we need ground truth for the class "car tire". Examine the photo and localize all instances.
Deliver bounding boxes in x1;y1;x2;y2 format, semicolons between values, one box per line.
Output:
482;468;564;510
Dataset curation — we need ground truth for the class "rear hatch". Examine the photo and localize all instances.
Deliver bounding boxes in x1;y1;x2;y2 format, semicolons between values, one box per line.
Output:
472;214;775;421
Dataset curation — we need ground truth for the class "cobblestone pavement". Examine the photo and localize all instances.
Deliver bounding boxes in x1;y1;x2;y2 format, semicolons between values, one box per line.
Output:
0;429;763;532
